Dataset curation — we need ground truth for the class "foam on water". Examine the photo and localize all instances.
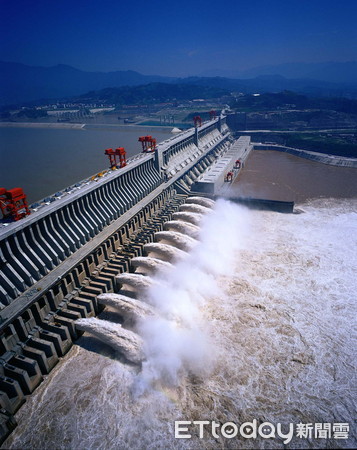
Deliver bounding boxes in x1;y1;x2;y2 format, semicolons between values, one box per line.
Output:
154;230;198;252
6;198;357;449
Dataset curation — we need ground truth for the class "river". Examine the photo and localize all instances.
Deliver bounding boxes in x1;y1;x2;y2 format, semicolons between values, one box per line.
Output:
0;124;173;204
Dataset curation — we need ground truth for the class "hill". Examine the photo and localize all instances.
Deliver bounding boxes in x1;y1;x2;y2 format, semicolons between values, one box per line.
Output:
77;82;229;105
0;61;173;106
2;61;357;107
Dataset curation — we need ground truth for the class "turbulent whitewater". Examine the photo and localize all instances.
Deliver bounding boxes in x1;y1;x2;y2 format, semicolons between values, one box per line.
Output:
154;230;198;251
97;293;156;322
75;318;144;364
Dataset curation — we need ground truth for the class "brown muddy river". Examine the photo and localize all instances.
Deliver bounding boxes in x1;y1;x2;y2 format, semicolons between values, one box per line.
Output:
4;151;357;450
232;150;357;202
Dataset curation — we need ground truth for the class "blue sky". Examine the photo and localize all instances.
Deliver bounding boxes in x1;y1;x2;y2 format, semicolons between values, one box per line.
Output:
1;0;356;76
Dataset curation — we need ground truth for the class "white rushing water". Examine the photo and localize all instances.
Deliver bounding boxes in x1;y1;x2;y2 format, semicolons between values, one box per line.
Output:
172;211;203;225
5;198;356;449
164;220;201;239
130;256;173;275
179;203;212;215
154;231;198;252
75;318;144;364
143;242;188;263
97;293;156;322
184;196;215;208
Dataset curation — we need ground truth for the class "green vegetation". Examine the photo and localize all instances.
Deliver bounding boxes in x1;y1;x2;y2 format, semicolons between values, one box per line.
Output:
284;133;357;158
16;108;48;119
79;83;229;106
231;91;357;115
241;131;357;158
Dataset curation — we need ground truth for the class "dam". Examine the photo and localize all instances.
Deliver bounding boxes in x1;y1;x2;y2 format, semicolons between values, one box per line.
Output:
0;115;260;442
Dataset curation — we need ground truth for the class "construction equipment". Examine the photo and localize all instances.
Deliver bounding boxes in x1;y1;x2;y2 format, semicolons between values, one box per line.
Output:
193;116;202;128
225;171;234;182
209;110;217;120
138;136;157;153
104;147;127;169
0;187;30;221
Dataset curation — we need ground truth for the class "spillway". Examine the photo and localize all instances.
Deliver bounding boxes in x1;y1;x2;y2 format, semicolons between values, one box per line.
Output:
154;230;198;251
171;211;203;225
115;273;158;294
143;242;187;262
179;203;211;215
75;318;144;364
97;293;156;321
130;256;173;275
163;220;201;239
185;196;215;208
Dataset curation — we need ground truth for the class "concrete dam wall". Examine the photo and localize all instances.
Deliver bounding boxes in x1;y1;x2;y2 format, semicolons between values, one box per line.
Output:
0;116;250;442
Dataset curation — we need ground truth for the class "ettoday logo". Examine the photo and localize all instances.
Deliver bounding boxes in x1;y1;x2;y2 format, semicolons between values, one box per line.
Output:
174;420;350;444
175;420;294;443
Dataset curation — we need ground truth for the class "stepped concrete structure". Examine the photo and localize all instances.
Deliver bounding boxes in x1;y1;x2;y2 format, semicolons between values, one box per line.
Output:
1;115;255;441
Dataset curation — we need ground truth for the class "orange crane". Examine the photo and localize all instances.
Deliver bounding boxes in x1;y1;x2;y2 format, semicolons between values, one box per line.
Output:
104;147;127;169
138;135;157;153
0;187;30;221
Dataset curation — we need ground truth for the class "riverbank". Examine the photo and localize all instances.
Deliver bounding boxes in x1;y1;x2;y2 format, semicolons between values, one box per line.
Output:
0;121;183;132
253;143;357;168
0;121;85;129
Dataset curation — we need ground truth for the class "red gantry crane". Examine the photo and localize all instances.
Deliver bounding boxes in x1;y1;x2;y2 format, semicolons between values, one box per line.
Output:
138;135;157;153
104;147;127;169
0;187;30;221
209;110;217;120
193;116;202;128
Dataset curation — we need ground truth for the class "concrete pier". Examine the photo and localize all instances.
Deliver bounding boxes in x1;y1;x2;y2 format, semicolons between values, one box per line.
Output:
192;136;253;194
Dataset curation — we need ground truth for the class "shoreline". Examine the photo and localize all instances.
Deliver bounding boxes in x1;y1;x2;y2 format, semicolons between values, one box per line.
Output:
253;143;357;168
0;121;182;132
0;121;85;129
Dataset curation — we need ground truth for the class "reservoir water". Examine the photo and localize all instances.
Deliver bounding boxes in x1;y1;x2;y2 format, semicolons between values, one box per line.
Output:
0;125;172;204
1;126;356;449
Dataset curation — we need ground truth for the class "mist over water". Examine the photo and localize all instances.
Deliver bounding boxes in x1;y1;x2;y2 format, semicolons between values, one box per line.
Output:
5;197;357;449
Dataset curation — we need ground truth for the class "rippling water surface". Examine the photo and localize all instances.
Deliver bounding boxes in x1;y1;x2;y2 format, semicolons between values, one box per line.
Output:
233;150;357;202
5;196;356;449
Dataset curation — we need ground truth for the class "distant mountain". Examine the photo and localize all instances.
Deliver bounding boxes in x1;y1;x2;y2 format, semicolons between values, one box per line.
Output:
1;61;357;107
201;61;357;84
178;75;357;99
0;61;174;106
78;83;229;104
